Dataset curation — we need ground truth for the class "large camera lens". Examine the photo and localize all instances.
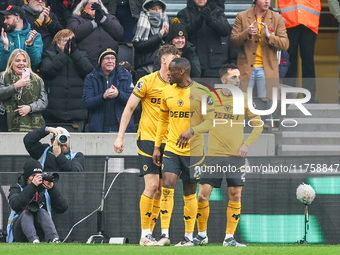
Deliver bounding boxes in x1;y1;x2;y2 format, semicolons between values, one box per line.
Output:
56;134;68;145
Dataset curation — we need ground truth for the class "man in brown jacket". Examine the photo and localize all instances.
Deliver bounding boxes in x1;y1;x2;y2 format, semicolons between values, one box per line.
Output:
230;0;289;100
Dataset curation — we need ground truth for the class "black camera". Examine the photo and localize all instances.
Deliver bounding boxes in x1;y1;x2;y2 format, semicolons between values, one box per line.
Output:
28;201;40;213
55;134;68;145
41;172;59;183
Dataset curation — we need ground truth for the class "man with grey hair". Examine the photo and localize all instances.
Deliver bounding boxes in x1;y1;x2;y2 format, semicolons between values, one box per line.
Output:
24;126;84;172
66;0;123;66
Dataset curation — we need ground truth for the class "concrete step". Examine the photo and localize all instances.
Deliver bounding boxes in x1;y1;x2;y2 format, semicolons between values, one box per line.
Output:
277;144;340;156
285;104;340;118
275;131;340;146
280;118;340;132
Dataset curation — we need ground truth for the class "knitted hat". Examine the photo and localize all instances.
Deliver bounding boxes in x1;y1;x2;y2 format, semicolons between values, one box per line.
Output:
98;48;117;65
144;0;166;11
167;18;188;44
0;5;25;20
23;160;43;180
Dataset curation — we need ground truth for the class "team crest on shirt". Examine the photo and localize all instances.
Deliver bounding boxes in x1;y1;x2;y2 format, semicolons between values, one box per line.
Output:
207;96;214;105
177;99;184;107
189;94;194;100
224;105;231;112
143;165;148;171
136;80;144;89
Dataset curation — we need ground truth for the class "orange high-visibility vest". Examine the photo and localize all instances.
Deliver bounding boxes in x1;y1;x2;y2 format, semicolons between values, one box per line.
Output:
278;0;321;34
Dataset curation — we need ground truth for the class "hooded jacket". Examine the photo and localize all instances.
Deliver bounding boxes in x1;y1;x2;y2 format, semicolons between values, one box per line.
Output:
40;44;93;122
0;19;43;71
133;0;168;69
177;0;233;77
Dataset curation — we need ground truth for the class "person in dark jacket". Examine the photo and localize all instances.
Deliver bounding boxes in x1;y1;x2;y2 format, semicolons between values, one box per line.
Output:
7;159;68;243
153;18;201;78
52;0;81;28
24;126;84;172
40;29;93;130
66;0;123;67
22;0;63;51
83;47;135;132
102;0;145;42
177;0;233;78
132;0;168;80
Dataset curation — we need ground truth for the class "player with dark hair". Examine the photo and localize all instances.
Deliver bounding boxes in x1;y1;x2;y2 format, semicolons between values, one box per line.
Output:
193;63;263;247
114;45;180;246
152;57;214;246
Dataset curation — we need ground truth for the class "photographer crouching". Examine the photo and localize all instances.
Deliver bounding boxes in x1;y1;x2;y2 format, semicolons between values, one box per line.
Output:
7;160;68;243
24;126;84;172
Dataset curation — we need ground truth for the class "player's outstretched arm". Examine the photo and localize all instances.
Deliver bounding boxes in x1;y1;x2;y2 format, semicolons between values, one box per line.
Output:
114;94;141;153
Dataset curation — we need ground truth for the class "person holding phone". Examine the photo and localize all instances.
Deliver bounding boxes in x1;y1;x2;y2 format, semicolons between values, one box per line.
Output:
0;49;47;132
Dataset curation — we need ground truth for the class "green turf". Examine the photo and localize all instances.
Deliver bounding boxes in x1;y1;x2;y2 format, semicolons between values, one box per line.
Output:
0;243;339;255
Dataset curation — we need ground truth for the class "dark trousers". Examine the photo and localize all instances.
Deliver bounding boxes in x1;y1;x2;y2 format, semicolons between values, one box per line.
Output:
284;25;317;98
13;209;59;243
0;113;7;132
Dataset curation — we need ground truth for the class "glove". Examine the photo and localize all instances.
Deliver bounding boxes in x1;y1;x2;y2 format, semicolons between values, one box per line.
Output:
92;3;105;24
201;6;212;23
70;36;77;54
63;38;71;55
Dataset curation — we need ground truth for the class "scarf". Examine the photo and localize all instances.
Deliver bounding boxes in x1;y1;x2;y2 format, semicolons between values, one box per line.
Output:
133;11;168;42
3;71;45;132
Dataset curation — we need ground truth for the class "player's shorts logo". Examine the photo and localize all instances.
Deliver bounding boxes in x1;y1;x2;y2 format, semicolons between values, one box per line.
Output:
177;99;184;107
136;80;144;89
162;164;164;170
143;165;148;171
207;96;214;105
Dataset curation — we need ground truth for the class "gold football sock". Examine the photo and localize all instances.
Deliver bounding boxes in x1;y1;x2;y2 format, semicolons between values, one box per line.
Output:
150;199;160;232
226;200;241;235
183;193;197;234
160;188;174;230
140;194;154;230
197;201;209;232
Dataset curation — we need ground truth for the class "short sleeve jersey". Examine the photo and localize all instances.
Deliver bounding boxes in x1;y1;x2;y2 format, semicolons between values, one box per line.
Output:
133;71;169;142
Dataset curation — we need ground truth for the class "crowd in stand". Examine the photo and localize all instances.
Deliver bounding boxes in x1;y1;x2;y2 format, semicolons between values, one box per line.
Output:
0;0;324;132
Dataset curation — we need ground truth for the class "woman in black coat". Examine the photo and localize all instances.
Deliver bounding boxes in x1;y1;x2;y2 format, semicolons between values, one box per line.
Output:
40;29;93;130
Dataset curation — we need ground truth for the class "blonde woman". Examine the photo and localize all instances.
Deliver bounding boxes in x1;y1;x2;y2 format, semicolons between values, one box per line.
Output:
0;49;47;132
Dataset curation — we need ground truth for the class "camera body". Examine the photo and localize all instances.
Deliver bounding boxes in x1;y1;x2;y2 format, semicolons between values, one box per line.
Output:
41;172;59;183
55;134;68;145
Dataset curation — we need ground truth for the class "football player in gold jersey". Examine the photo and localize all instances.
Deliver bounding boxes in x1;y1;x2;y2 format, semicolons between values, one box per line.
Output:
194;63;263;247
153;58;214;246
114;45;180;246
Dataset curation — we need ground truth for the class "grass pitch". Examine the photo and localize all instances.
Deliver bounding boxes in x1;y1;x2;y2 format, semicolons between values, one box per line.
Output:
0;243;339;255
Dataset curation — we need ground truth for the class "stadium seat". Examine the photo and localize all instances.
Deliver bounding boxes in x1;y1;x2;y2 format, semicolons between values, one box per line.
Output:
117;42;134;67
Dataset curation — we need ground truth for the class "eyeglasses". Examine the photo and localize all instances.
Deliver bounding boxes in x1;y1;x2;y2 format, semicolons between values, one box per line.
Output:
33;0;46;2
103;56;116;61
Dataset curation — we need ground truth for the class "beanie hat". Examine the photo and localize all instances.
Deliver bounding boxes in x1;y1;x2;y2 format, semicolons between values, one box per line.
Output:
144;0;166;11
167;18;188;44
98;47;117;65
23;160;43;180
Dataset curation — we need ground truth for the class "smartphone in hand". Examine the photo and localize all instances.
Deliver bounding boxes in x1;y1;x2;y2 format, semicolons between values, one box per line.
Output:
22;68;30;81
